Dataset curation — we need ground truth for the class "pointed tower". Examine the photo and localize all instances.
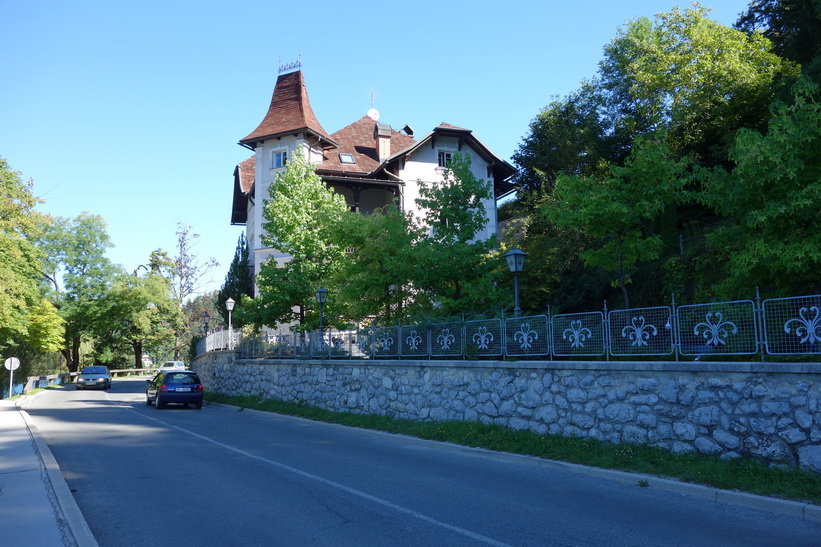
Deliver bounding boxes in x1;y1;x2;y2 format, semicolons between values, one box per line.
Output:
237;69;339;281
239;70;337;150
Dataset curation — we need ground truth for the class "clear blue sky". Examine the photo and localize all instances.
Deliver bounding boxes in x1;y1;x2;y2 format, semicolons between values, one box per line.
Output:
1;1;751;296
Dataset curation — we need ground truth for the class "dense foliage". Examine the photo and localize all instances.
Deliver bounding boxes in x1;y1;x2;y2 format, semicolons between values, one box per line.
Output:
508;3;819;310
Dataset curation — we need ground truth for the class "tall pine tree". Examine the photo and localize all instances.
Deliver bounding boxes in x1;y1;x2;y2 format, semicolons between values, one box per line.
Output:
218;233;254;328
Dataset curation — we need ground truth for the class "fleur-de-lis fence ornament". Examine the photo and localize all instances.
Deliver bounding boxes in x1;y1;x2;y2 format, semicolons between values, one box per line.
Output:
784;306;821;345
437;329;455;350
621;316;657;347
472;326;494;350
405;330;422;351
563;320;592;348
513;323;538;350
332;338;343;351
694;312;738;346
376;332;394;351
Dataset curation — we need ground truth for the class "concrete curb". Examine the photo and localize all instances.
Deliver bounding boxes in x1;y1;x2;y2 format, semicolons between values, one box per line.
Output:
16;398;99;547
211;400;821;524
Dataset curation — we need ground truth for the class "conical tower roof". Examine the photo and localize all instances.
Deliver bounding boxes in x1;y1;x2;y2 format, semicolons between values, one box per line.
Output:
239;70;337;149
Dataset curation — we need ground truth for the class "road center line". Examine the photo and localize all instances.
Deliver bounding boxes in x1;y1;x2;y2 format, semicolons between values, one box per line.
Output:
130;409;511;547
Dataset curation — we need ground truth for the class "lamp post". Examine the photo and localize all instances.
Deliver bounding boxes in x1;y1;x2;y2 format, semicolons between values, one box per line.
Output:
203;312;210;337
504;248;527;316
225;298;235;350
315;287;328;349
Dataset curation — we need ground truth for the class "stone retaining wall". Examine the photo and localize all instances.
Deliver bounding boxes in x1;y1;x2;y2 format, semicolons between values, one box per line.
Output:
193;352;821;472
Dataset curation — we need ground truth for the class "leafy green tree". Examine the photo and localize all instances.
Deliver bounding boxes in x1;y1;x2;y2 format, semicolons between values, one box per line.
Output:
249;150;349;330
35;213;121;371
217;233;253;328
600;4;796;165
330;204;419;323
512;85;622;193
500;191;610;314
550;138;689;308
97;273;185;368
0;161;63;354
737;0;821;82
700;78;821;297
413;153;506;316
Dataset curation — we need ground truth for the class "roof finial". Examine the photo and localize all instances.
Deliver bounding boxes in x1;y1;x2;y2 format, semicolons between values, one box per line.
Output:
279;52;302;74
367;88;380;121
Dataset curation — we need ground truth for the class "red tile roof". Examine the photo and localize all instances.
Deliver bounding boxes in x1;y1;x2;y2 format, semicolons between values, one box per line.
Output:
239;71;336;148
237;156;255;194
315;116;416;175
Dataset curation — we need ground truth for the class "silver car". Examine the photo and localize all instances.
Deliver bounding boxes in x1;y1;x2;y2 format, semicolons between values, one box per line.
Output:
77;366;111;390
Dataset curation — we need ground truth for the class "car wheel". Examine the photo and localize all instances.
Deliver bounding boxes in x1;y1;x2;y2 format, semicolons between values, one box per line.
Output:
155;394;164;409
194;400;203;410
146;394;152;406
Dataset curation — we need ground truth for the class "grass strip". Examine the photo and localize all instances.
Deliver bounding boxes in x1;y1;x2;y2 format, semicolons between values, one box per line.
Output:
205;392;821;505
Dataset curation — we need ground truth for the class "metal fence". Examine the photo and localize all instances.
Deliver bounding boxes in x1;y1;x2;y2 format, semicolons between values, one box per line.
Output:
201;292;821;361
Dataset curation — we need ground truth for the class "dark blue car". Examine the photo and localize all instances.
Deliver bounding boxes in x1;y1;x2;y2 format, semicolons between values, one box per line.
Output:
146;370;204;409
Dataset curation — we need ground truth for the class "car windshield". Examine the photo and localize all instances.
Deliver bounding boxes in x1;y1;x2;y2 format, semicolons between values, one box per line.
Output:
165;373;199;384
82;367;107;374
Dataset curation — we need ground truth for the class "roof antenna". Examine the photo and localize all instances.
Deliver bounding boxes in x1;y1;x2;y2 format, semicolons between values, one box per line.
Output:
367;88;380;121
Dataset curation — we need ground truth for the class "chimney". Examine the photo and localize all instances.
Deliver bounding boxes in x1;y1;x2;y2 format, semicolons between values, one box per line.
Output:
375;122;391;161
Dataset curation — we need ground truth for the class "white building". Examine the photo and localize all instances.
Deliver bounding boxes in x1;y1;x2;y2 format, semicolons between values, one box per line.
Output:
231;69;515;288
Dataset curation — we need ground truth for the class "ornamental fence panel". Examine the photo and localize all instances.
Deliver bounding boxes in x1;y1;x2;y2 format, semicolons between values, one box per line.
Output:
505;315;550;357
677;300;758;356
203;292;821;361
400;325;430;358
465;319;503;358
430;322;463;357
551;312;606;357
763;295;821;355
609;307;674;357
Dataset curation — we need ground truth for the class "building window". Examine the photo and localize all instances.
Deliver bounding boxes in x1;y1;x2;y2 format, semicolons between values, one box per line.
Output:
271;150;288;169
437;151;452;168
339;153;356;164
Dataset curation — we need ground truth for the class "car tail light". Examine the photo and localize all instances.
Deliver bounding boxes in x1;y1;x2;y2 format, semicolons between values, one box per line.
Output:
160;384;168;392
196;385;203;392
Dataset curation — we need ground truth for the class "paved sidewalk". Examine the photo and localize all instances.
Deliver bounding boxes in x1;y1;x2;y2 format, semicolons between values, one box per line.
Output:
0;399;97;546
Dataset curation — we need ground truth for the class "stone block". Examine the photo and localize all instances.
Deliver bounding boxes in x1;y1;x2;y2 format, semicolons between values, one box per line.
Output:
695;436;722;455
761;401;790;416
673;421;697;440
799;445;821;473
779;428;807;444
713;429;741;450
689;405;720;427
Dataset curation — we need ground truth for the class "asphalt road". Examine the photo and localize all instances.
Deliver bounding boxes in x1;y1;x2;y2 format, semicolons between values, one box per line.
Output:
25;378;821;546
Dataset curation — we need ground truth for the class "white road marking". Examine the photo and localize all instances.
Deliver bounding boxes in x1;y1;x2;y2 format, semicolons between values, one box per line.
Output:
130;409;511;546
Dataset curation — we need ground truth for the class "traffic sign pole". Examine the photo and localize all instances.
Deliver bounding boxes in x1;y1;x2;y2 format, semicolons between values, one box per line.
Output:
4;357;20;398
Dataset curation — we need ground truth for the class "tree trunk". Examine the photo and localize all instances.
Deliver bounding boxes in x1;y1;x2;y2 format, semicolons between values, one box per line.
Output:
133;340;143;369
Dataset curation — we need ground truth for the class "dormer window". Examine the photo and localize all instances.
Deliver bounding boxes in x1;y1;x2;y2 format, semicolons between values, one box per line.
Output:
339;153;356;165
438;151;452;168
271;150;288;169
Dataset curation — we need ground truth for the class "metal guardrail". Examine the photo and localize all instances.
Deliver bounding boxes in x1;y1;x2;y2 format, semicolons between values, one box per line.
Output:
21;368;157;394
199;292;821;361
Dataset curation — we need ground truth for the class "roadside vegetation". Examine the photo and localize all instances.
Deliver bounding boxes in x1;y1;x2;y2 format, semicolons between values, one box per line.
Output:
205;392;821;506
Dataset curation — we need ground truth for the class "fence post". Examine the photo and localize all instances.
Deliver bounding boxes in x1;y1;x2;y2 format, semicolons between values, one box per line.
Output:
670;293;680;361
755;287;766;362
603;300;611;361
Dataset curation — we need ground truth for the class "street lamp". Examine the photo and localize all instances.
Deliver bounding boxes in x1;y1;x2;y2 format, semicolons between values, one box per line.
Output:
315;287;328;350
203;312;210;337
225;298;235;350
504;248;527;316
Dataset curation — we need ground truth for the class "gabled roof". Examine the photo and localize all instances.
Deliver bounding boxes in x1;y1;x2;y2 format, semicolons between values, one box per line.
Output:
315;116;416;176
239;71;337;150
386;123;517;198
231;156;255;225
